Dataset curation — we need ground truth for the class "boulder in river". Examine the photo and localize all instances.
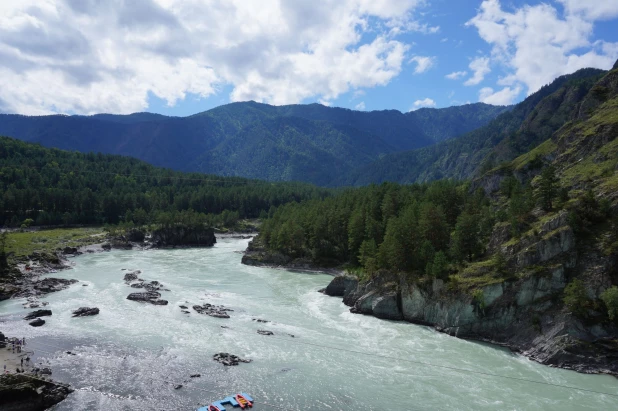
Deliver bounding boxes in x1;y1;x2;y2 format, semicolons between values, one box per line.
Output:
257;330;274;336
193;303;231;318
212;353;252;366
126;291;168;305
29;318;45;327
24;309;52;321
72;307;100;317
123;270;141;283
32;278;78;295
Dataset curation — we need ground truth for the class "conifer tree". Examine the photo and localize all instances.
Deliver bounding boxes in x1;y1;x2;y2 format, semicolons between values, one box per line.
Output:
539;165;559;211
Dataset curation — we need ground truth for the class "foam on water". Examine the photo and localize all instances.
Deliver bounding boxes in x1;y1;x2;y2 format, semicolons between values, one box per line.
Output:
1;238;618;410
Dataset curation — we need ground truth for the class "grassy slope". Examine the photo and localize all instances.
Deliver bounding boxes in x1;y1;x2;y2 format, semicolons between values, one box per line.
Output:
4;228;105;260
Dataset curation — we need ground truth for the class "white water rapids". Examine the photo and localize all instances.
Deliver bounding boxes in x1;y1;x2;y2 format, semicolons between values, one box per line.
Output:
1;238;617;410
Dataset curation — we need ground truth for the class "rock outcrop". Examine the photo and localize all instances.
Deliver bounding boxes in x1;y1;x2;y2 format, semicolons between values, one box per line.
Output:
24;309;52;321
212;353;251;366
126;292;168;305
323;214;618;377
0;374;73;411
323;275;358;297
192;303;232;318
150;225;216;247
72;307;100;317
123;271;141;283
29;318;45;327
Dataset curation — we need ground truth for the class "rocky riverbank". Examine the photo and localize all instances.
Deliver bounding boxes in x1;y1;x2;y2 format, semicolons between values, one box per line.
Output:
0;332;73;410
321;212;618;377
0;225;218;301
241;237;343;276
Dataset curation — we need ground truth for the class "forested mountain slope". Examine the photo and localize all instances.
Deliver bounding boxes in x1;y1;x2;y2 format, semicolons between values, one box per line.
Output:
339;68;605;186
247;61;618;376
0;136;331;227
0;102;508;186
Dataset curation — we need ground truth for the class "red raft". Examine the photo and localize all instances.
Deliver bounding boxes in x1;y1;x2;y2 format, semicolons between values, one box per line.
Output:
235;393;253;409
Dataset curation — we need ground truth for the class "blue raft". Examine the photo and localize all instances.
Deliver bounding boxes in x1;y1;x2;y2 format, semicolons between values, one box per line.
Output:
197;393;254;411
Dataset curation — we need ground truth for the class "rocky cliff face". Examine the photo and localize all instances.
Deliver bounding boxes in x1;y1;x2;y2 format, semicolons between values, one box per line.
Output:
326;211;618;376
150;226;216;247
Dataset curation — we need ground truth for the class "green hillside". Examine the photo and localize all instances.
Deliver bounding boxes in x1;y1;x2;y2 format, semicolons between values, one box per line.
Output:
0;102;508;186
0;136;331;227
340;68;605;186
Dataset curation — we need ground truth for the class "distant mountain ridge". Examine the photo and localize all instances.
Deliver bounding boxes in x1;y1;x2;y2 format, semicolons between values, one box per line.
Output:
0;101;509;186
338;67;607;186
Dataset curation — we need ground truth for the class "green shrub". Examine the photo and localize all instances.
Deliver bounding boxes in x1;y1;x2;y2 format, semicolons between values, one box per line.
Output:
600;286;618;321
563;279;590;318
472;289;486;310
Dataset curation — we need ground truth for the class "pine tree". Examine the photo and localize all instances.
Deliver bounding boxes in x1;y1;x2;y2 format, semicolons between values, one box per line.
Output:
450;211;481;262
539;165;559;211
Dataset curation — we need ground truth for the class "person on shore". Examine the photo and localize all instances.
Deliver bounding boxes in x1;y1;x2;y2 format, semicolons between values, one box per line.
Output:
21;358;24;367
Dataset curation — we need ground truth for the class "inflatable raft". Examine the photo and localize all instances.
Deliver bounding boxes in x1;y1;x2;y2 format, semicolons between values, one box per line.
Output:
197;393;254;411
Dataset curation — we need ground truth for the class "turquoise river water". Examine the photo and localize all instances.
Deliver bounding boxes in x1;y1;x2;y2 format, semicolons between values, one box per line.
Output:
1;238;617;410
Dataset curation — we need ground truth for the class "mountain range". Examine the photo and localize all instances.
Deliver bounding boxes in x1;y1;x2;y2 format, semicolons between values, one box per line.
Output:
0;102;508;186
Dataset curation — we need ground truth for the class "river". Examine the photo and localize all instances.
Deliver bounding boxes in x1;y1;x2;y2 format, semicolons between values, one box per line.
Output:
1;238;617;410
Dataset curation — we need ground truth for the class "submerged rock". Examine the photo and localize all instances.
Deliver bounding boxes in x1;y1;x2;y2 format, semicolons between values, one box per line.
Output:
257;330;274;336
29;318;45;327
212;353;251;366
24;309;52;320
72;307;100;317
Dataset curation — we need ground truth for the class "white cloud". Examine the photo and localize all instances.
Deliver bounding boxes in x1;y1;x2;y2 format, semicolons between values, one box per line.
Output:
355;101;366;110
466;0;618;96
0;0;430;115
557;1;618;21
410;56;436;74
410;98;436;110
445;70;467;80
352;89;366;99
440;38;448;43
479;86;521;105
464;57;491;86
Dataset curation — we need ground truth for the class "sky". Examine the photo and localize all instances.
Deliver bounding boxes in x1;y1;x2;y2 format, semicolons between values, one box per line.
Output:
0;0;617;116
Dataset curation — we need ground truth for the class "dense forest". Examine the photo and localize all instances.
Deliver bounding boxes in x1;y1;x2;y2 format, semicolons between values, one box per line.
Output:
0;136;331;227
260;180;494;276
260;166;614;285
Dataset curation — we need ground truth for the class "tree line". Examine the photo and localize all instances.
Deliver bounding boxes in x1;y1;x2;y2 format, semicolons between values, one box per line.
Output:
260;180;497;277
0;136;331;227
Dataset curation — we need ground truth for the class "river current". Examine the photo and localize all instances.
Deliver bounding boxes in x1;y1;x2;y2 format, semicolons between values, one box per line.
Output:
1;238;617;410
